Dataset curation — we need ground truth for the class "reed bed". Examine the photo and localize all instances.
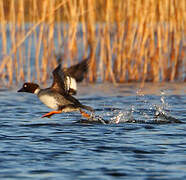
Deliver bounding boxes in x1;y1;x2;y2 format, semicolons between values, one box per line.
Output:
0;0;185;87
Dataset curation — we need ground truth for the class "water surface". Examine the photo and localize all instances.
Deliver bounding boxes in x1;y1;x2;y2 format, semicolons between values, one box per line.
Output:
0;83;186;179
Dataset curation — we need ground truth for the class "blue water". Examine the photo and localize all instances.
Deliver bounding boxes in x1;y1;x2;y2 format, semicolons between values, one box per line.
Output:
0;83;186;179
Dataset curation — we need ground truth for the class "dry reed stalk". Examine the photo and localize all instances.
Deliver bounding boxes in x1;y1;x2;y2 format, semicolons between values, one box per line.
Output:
113;1;125;82
26;36;32;82
25;3;33;82
98;28;105;82
32;0;40;82
48;0;56;67
56;1;63;49
174;44;183;81
156;24;164;81
58;0;81;66
35;0;47;83
140;23;151;82
7;57;13;86
41;36;48;85
128;1;140;82
102;28;110;82
139;1;152;83
2;4;12;86
0;0;7;56
119;0;129;83
146;0;157;82
169;1;183;81
99;27;109;82
32;0;39;47
122;1;137;82
60;3;69;65
166;0;182;81
120;53;127;83
87;0;97;83
103;0;116;83
66;0;78;63
41;0;56;84
79;0;87;58
0;0;7;83
9;0;18;84
17;0;26;82
174;0;185;81
164;2;173;81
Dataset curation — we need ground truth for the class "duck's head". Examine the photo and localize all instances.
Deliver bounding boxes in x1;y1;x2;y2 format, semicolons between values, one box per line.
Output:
17;82;40;94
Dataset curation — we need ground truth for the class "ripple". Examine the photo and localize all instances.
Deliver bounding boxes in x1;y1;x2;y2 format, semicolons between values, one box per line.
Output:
20;123;64;128
133;149;166;154
101;167;128;177
29;169;54;174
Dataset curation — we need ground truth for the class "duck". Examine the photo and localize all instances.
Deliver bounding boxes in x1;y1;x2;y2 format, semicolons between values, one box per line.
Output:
17;64;94;118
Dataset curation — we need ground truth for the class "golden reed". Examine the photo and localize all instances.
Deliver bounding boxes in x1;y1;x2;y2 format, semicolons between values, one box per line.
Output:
0;0;185;86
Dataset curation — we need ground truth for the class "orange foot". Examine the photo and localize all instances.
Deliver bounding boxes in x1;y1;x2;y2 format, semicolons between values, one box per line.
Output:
42;110;62;118
80;110;91;119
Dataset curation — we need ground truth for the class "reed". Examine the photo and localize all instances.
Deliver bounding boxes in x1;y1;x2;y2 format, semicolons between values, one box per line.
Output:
0;0;185;86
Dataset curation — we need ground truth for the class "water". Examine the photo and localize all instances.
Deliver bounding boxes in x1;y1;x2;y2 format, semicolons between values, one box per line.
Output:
0;83;186;179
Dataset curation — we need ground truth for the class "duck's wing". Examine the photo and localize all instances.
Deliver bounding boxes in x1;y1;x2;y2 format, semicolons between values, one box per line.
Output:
51;64;70;95
64;57;89;82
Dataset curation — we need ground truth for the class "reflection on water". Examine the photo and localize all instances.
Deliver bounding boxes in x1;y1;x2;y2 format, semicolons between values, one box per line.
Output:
0;83;186;179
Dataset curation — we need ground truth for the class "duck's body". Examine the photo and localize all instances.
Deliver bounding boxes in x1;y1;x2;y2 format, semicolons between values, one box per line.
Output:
36;87;92;112
18;64;93;118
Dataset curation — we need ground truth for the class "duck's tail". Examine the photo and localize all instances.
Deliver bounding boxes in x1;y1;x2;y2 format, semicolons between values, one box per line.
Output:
81;105;94;112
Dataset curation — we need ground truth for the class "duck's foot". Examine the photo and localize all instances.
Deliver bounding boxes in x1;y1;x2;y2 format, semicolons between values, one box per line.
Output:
80;110;92;119
42;110;62;118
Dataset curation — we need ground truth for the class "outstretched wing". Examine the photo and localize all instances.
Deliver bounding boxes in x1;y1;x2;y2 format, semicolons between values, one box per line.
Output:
51;64;70;95
64;57;89;82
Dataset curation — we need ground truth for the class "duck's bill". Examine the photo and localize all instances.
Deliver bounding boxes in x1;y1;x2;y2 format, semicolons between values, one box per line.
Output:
17;88;25;92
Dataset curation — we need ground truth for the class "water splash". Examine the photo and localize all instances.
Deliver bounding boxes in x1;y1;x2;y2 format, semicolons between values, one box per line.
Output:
108;89;182;124
153;90;172;120
78;90;181;125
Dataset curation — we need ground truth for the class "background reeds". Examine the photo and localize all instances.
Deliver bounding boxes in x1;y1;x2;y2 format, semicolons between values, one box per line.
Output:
0;0;185;86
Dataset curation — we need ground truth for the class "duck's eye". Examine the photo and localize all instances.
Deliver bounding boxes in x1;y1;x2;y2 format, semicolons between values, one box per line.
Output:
24;84;27;88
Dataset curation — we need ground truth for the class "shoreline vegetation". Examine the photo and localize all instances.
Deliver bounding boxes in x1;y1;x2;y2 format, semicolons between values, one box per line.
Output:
0;0;185;86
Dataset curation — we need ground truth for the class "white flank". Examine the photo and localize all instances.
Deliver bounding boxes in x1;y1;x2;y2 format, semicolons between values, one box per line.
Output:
39;95;58;110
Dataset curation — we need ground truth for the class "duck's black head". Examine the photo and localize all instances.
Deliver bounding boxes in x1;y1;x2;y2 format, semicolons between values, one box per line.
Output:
17;82;39;94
